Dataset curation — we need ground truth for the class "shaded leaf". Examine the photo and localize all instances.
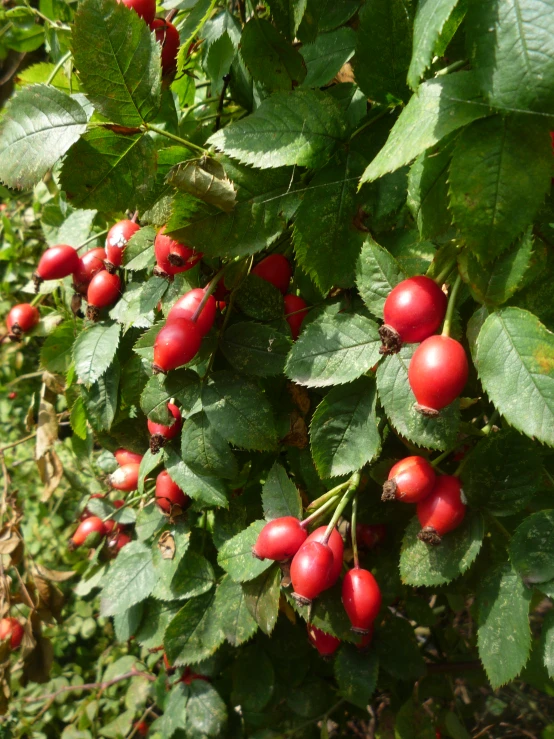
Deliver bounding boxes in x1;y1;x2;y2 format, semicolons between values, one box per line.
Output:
217;520;274;583
262;461;302;521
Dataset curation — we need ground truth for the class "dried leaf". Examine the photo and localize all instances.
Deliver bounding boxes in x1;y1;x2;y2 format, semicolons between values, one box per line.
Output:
22;632;54;684
33;564;75;583
35;394;58;460
157;531;176;560
168;158;237;213
36;449;63;501
281;410;309;449
287;382;310;415
0;529;21;555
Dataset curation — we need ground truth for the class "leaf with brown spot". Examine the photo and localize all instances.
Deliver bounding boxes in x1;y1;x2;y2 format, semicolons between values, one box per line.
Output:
158;531;176;560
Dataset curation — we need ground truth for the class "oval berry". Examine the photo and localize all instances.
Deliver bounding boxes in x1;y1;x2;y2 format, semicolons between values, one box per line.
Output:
71;516;106;548
355;524;386;550
167;288;216;336
252;517;307;561
381;276;447;353
307;624;341;657
151;19;180;75
251;254;292;294
147;402;182;453
105;220;140;268
120;0;155;24
416;475;465;545
87;271;121;310
154;229;202;276
303;526;344;589
36;244;81;282
0;618;24;649
342;567;381;634
155;470;190;513
114;448;143;466
153;318;202;373
108;531;132;554
408;335;468;415
284;294;308;341
73;248;106;294
6;303;40;337
109;462;140;492
290;540;333;605
382;456;436;503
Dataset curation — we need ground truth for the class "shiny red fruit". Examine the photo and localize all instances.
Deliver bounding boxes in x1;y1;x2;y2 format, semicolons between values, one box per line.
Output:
109;463;140;492
120;0;155;24
416;475;465;545
356;624;374;649
115;448;143;466
408;335;468;414
155;470;189;513
109;531;132;553
73;248;106;294
167;288;216;336
147;402;182;446
154;230;202;276
252;517;307;561
87;271;121;309
105;220;140;268
134;721;149;737
0;618;24;649
153;318;202;373
381;276;447;351
303;526;344;589
36;244;80;281
342;568;381;634
307;624;341;657
284;294;308;340
382;456;436;503
252;254;292;294
151;19;180;75
290;541;333;605
6;303;40;336
355;524;386;550
72;516;106;548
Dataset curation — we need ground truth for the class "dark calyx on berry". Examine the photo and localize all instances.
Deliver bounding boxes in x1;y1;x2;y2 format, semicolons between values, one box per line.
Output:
378;324;402;355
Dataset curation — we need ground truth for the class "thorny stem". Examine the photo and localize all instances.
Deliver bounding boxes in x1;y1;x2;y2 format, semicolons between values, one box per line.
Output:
322;472;361;545
351;494;359;568
143;123;208;155
441;273;462;338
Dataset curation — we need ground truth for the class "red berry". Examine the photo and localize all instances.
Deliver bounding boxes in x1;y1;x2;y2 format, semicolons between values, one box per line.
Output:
105;220;140;268
290;540;334;605
167;288;216;336
115;448;143;466
109;462;140;492
153;318;202;373
307;624;341;657
356;624;374;650
154;229;202;276
73;248;106;294
416;475;465;545
87;271;121;313
147;402;182;452
119;0;155;24
251;254;292;294
134;720;149;737
35;244;81;282
284;294;308;341
355;524;386;550
151;19;180;75
408;335;468;415
252;517;307;561
382;456;436;503
0;618;24;649
7;392;16;400
342;567;381;634
71;516;106;548
381;276;447;352
155;470;189;513
6;303;40;337
109;531;132;553
303;526;344;589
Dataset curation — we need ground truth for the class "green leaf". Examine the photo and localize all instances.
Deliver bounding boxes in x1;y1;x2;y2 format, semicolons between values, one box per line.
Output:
356;237;404;318
375;618;426;680
262;461;302;521
266;0;307;40
162;551;215;601
298;0;359;41
41;320;80;374
135;504;165;541
408;0;461;89
300;27;356;89
461;430;541;516
243;565;281;635
109;281;154;330
474;308;554;447
510;511;554;586
81;359;120;431
394;698;436;739
407;138;454;240
164;448;229;509
113;603;143;642
217;520;274;583
165;589;224;666
202;371;277;451
183;680;228;738
477;563;531;688
135;598;180;648
213;574;258;647
72;0;161;125
334;645;378;710
232;645;275;712
150;522;191;600
73;321;121;387
285;310;381;388
208;90;347;169
181;412;238;480
542;609;554;679
240;18;306;91
220;322;292;377
449;116;551;262
204;32;237;96
55;209;98;248
140;370;197;423
466;0;554;115
123;225;157;271
153;683;187;737
376;344;460;450
0;85;88;189
399;514;485;586
100;542;156;617
287;586;353;639
310;377;380;479
360;72;490;184
70;396;88;440
353;0;412;104
60;129;156;213
234;274;285;321
168;159;236;213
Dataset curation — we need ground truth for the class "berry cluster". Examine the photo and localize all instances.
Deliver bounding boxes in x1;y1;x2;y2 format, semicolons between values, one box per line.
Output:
119;0;180;75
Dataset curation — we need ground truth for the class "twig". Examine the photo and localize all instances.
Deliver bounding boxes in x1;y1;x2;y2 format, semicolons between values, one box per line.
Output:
0;432;37;454
426;659;481;674
23;669;155;704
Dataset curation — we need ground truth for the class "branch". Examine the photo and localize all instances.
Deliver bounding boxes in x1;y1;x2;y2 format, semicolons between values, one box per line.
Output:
0;433;37;454
23;669;155;704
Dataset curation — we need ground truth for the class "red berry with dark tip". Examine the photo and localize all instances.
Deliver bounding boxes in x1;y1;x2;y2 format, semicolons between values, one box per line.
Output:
302;526;343;589
73;248;106;294
290;540;333;605
307;624;341;657
167;288;216;336
416;475;465;545
154;229;202;276
109;462;140;492
151;19;180;75
355;524;386;550
71;516;106;548
36;244;80;282
119;0;155;24
252;517;307;561
147;402;182;452
0;618;24;649
153;318;202;373
105;220;140;268
6;303;39;337
409;335;468;415
381;276;447;352
342;567;381;634
155;470;190;513
87;271;121;310
115;448;143;466
382;456;436;503
252;254;292;294
284;294;308;340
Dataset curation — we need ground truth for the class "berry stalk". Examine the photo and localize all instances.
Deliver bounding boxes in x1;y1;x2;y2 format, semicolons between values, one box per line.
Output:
300;493;341;528
191;265;228;323
322;472;361;545
351;494;359;568
441;274;462;338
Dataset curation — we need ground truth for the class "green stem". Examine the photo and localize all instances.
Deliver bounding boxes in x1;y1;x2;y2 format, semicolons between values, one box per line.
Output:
435;59;468;77
306;480;350;512
433;257;457;286
322;472;361;545
191;265;227;322
351;494;359;568
441;274;462;338
76;229;109;252
300;494;341;528
143;124;208;155
46;50;71;85
350;108;389;140
481;409;500;435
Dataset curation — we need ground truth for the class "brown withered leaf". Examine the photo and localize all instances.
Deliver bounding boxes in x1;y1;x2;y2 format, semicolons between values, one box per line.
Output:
22;632;53;685
0;669;10;715
33;576;64;623
0;529;21;555
281;411;309;449
36;449;63;501
20;620;36;657
168;158;236;213
157;531;176;560
33;564;75;583
287;382;310;415
42;371;65;395
334;61;355;84
35;394;58;460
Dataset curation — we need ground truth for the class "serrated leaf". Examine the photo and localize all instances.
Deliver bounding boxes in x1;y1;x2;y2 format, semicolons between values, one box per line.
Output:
510;511;554;586
542;609;554;679
153;682;187;736
395;698;436;739
287;586;353;639
243;565;281;635
408;0;461;89
474;308;554;447
240;18;306;91
55;209;98;248
477;563;531;688
0;85;88;189
100;542;157;617
135;503;165;541
310;376;380;479
375;618;426;680
73;321;121;386
81;358;120;431
181;412;238;480
72;0;161;125
217;520;274;583
204;31;237;95
376;344;460;450
334;645;378;710
164;589;224;665
113;603;143;642
183;680;228;738
150;522;191;600
213;574;258;647
285;310;381;388
400;514;484;587
220;322;291;377
70;396;88;440
161;551;215;601
407;138;454;240
135;598;180;648
262;462;302;520
41;320;80;374
141;369;199;424
266;0;307;40
356;237;404;317
168;158;236;213
208;90;347;169
232;645;275;712
109;281;155;330
234;274;284;321
164;447;229;509
123;225;157;271
449;116;551;262
360;72;490;184
300;27;356;89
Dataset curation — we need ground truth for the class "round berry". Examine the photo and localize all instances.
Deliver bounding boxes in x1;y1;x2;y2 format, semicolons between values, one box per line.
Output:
284;294;308;341
251;254;292;294
71;516;106;548
382;456;436;503
73;248;106;294
151;20;180;75
155;470;190;513
290;540;333;605
147;402;182;453
252;517;307;561
307;624;341;657
154;229;202;276
114;448;143;466
355;524;386;550
167;288;216;336
153;318;202;373
108;531;132;554
105;220;140;268
6;303;40;338
302;526;344;589
342;567;381;634
35;244;81;283
119;0;155;24
408;335;468;415
416;475;465;545
0;618;24;649
108;462;140;492
87;271;121;315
